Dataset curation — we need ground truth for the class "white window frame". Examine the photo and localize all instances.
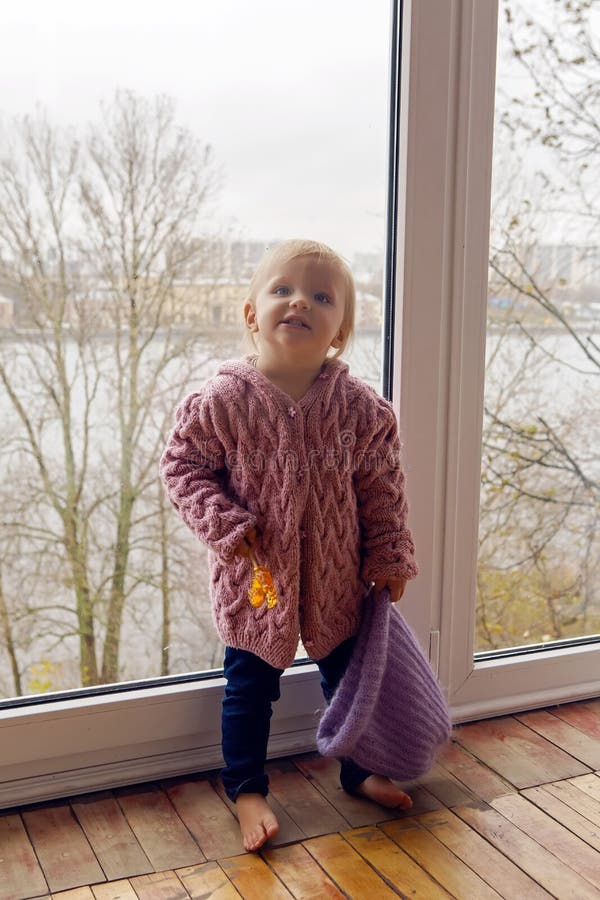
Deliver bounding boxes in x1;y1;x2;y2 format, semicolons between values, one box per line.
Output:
396;0;600;722
2;0;599;810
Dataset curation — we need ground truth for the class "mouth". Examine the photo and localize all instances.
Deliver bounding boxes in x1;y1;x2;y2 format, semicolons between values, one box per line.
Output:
281;316;310;330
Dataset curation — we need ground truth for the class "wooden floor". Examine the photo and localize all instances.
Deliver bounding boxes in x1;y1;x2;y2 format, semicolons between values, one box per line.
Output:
2;700;600;900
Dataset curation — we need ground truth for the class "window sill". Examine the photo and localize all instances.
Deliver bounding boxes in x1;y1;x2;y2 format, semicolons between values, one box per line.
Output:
0;664;324;809
448;640;600;723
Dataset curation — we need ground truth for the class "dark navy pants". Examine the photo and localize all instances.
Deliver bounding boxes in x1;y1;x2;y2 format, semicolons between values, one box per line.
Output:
221;636;372;801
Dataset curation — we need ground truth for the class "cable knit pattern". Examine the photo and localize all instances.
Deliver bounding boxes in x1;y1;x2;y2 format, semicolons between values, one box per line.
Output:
159;357;418;669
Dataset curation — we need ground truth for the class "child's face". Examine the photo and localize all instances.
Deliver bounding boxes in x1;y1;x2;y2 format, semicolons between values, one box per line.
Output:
244;254;347;366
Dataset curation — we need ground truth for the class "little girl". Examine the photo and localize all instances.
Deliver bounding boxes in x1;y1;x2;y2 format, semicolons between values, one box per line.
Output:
160;239;418;851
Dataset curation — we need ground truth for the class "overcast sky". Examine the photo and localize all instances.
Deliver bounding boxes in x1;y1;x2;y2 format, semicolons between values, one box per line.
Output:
0;1;391;261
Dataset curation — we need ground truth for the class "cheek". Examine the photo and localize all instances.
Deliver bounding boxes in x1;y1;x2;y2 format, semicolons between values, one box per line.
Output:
250;301;273;330
332;308;346;334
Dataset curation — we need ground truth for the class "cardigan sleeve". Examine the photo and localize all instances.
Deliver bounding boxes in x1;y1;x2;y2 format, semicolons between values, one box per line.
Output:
159;388;256;564
354;394;418;583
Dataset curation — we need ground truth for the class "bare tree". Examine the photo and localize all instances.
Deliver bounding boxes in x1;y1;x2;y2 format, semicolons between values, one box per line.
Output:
0;91;231;692
476;0;600;649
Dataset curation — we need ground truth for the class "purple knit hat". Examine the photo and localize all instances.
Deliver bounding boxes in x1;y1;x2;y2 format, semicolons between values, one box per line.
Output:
316;588;451;781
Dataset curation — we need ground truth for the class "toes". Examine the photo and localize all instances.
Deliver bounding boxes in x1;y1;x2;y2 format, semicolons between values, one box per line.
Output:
355;775;413;810
244;828;264;852
265;816;279;839
243;819;278;852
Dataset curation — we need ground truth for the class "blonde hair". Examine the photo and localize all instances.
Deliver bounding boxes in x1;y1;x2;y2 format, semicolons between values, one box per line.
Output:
245;239;356;359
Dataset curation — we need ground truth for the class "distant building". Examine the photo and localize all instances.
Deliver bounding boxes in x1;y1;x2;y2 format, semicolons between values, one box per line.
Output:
501;244;599;290
180;238;270;282
169;279;246;327
4;241;389;333
63;277;247;331
356;289;382;329
0;295;14;328
230;241;266;279
353;252;383;285
488;242;600;317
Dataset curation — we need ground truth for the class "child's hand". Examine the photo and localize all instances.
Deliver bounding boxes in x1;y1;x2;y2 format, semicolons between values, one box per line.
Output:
234;527;257;558
373;577;406;603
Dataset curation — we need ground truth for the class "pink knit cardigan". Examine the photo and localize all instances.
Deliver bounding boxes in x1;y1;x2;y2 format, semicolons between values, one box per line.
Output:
159;357;418;669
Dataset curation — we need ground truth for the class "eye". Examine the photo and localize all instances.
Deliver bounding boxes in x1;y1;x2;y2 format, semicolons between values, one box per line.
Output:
314;292;331;304
273;285;290;296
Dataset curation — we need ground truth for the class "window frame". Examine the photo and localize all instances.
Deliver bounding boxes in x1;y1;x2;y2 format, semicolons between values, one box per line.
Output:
396;0;600;722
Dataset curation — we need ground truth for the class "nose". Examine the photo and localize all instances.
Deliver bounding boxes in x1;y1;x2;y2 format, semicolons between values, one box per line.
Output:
289;291;310;310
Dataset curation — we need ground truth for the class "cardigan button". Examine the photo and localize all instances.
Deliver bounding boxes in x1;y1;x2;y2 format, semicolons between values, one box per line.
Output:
288;406;297;418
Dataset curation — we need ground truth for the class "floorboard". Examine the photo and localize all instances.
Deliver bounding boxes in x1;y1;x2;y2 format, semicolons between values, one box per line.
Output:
543;779;600;826
491;793;600;889
412;809;553;899
52;889;96;900
570;772;600;803
414;761;480;807
378;818;502;899
302;833;400;898
114;786;204;872
342;826;452;897
71;793;153;881
436;738;519;802
550;699;600;739
218;854;293;899
452;715;593;787
20;803;105;893
265;759;349;837
91;881;139;900
261;843;346;899
175;862;240;900
0;813;48;900
515;709;600;768
162;779;244;861
126;871;190;900
521;784;600;852
2;698;600;900
454;802;600;899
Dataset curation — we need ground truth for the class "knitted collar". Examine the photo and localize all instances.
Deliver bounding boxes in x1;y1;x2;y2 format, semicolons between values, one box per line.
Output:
217;356;349;410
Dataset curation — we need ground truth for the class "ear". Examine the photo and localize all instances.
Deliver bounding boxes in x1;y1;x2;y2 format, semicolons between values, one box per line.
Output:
330;327;346;349
244;300;259;332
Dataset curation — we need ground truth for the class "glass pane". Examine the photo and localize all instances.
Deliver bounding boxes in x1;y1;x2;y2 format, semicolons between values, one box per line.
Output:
477;0;600;653
0;2;391;698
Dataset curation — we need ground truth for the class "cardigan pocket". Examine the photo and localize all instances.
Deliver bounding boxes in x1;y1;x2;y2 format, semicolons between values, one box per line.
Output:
212;554;254;614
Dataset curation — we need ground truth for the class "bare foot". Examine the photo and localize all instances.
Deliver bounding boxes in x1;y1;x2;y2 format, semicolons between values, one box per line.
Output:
355;774;413;810
235;793;279;852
